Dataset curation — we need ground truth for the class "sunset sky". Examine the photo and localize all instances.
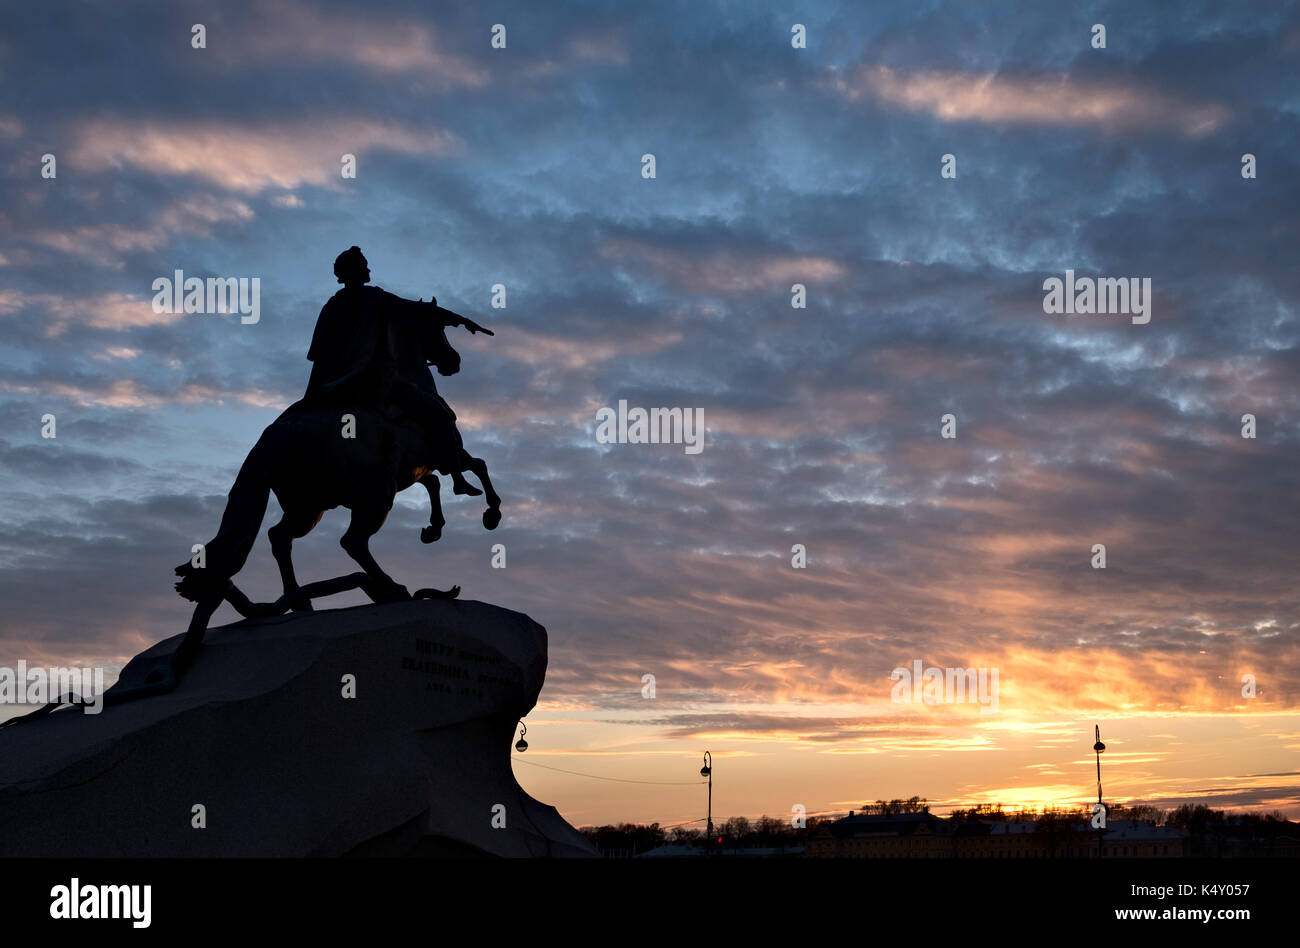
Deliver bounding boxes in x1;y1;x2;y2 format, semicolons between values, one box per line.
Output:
2;0;1298;829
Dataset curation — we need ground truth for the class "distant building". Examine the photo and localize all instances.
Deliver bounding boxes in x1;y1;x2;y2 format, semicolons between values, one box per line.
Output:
1096;821;1188;858
1273;834;1300;858
1185;817;1300;858
956;819;1187;859
636;843;703;858
637;843;804;858
804;811;953;858
804;812;1188;858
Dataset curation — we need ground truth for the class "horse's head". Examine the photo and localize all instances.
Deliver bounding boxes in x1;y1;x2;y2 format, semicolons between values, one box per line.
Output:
423;321;461;376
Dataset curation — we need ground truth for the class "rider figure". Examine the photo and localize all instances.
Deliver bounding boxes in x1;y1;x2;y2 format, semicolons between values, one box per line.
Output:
304;246;491;493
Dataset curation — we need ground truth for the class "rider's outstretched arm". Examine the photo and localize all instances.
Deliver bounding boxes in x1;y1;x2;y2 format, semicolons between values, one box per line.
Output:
433;304;493;336
378;289;493;335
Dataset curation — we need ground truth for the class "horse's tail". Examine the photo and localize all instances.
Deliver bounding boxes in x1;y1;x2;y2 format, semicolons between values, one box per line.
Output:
174;432;276;602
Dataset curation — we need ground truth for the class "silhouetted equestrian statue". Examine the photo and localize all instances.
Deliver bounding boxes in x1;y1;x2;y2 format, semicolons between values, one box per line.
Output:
1;247;501;725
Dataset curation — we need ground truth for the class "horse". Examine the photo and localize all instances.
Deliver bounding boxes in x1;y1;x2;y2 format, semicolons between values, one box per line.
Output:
175;313;499;617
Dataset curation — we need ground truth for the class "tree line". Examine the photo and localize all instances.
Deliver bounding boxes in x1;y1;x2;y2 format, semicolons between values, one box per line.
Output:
580;800;1297;856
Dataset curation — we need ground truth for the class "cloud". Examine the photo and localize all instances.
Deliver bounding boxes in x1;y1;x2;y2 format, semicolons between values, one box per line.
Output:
25;195;255;267
68;118;462;193
215;0;490;86
834;65;1231;136
2;290;176;335
599;238;848;294
491;325;684;370
0;376;287;409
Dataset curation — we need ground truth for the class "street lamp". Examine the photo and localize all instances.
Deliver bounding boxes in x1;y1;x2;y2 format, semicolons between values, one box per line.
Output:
700;751;712;854
1093;725;1106;858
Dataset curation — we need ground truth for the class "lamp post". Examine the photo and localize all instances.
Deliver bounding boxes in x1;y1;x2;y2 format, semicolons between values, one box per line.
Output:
1093;725;1106;859
700;751;712;855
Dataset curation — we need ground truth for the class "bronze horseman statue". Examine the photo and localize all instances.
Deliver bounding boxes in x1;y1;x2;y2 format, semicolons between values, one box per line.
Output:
4;246;503;722
175;248;501;696
176;243;499;601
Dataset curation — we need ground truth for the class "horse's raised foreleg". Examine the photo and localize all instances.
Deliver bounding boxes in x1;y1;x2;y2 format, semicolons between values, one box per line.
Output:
450;470;482;496
418;474;445;544
268;507;324;610
464;455;502;530
340;502;408;602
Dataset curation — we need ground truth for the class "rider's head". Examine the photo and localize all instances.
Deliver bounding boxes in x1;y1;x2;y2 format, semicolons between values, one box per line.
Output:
333;246;370;286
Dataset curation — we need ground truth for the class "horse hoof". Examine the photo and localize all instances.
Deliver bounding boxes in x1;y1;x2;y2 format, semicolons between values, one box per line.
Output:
421;525;442;544
373;587;409;604
483;507;501;530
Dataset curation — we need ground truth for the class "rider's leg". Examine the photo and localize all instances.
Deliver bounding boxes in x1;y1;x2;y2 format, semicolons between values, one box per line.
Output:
390;381;481;495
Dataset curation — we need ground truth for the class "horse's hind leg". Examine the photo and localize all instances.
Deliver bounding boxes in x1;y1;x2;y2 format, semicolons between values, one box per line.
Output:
418;474;445;544
340;503;408;602
268;507;323;610
464;455;502;530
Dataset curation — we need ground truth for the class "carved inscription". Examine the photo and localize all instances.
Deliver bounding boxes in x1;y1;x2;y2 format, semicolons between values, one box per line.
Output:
400;636;514;699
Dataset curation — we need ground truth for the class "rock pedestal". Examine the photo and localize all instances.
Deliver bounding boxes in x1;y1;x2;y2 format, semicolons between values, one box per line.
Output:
0;599;595;858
